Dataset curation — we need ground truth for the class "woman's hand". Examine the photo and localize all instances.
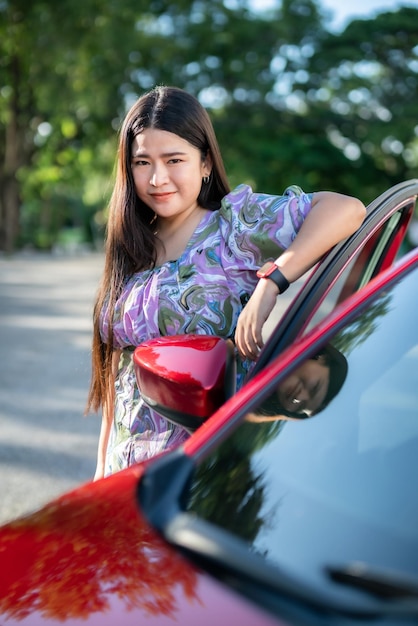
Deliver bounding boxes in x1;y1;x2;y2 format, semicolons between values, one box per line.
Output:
235;278;279;360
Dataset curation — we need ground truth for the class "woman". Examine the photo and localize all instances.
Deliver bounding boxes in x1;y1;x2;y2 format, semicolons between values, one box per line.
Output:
86;85;366;479
248;344;349;422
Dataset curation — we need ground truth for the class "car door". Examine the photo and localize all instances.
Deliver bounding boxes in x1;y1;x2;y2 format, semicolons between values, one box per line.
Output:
252;179;418;376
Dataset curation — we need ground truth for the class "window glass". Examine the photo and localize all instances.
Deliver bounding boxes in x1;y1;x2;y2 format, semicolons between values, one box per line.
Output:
187;265;418;591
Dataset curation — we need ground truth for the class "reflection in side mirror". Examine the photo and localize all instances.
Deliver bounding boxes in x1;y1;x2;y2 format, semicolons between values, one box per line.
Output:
133;335;236;432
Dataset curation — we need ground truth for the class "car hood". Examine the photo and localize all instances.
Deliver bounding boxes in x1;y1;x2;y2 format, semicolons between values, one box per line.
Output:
0;465;281;626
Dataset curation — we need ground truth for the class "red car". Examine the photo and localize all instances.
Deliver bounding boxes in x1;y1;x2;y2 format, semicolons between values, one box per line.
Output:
1;181;418;625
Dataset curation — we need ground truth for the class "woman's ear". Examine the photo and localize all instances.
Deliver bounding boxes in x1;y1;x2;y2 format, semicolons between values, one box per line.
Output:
203;151;213;178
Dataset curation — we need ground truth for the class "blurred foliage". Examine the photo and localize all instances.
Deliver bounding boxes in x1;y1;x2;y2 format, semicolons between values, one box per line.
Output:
0;0;417;252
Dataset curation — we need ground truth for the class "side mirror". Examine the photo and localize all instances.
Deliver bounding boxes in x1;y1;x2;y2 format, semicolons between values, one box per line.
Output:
133;335;236;432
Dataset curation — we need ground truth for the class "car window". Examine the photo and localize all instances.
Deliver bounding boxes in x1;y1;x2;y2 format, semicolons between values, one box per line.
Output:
186;263;418;599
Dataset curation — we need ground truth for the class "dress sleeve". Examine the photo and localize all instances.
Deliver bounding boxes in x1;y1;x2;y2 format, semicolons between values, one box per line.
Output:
219;183;313;269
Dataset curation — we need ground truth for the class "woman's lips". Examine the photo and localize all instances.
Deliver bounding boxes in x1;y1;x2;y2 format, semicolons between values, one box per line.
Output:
150;192;175;201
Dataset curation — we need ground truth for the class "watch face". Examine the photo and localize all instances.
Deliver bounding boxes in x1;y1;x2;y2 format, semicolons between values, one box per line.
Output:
257;262;290;294
257;262;276;278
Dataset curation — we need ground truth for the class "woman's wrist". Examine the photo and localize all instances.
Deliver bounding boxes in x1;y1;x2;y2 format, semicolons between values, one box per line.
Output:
256;261;290;294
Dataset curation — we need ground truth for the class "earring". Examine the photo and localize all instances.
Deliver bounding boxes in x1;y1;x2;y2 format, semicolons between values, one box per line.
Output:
203;175;210;184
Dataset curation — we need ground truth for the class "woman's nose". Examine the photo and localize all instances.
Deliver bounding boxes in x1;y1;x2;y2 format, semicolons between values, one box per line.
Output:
150;165;168;187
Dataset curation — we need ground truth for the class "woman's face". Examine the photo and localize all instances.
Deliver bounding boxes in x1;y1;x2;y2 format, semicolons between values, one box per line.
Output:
131;128;211;221
275;357;330;416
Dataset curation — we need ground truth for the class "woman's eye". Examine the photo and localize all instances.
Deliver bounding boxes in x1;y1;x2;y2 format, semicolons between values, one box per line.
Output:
168;158;182;164
132;159;148;167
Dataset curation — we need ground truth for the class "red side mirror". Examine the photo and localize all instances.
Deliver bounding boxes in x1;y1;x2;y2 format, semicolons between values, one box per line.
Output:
133;335;236;432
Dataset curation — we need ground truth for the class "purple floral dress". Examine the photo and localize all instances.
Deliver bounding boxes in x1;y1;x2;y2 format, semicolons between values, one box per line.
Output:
100;184;313;474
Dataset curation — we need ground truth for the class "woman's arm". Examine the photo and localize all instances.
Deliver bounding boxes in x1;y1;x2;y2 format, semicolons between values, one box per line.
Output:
93;349;121;481
235;192;366;360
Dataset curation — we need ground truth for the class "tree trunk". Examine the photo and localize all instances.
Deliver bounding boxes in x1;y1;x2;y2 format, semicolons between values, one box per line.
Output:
0;54;22;253
0;176;20;254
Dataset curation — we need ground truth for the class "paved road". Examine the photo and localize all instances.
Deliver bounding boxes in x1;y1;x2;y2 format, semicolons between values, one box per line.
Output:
0;252;104;524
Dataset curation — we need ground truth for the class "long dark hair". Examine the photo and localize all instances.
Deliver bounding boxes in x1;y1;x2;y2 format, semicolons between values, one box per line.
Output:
87;86;231;413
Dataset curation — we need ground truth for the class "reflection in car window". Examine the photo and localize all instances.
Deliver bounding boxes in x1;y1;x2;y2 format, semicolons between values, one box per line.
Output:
249;344;347;420
186;266;418;597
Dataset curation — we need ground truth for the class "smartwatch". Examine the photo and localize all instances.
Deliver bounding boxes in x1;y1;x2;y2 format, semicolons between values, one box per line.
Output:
257;262;290;294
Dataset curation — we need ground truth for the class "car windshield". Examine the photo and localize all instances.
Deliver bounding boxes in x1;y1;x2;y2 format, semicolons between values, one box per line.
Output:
186;264;418;603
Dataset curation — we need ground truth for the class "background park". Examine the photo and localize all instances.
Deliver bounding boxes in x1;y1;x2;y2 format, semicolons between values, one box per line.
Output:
1;0;418;255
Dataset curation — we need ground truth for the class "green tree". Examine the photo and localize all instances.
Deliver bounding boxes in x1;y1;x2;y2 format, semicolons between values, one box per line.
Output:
0;0;152;251
305;6;418;201
1;0;417;252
